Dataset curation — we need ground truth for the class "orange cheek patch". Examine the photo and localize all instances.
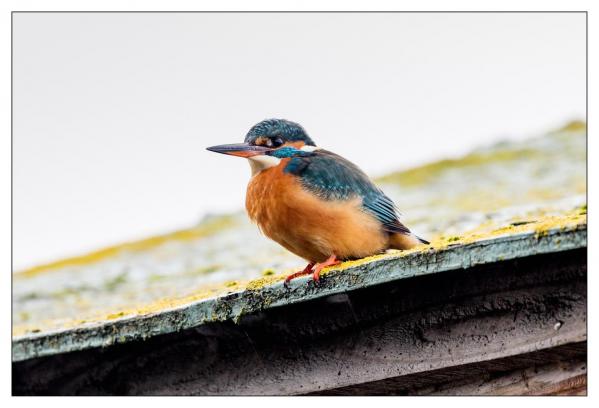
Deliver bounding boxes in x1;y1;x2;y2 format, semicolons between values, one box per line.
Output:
254;137;269;146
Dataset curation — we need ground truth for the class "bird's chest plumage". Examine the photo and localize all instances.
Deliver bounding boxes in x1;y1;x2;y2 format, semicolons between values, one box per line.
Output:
246;163;300;239
245;162;389;262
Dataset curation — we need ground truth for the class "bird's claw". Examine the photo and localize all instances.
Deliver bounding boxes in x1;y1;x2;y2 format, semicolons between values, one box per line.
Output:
283;262;315;289
283;255;340;288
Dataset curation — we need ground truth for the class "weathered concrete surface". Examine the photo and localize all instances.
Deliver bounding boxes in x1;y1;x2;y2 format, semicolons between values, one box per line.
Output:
13;246;586;395
318;343;587;395
12;223;586;362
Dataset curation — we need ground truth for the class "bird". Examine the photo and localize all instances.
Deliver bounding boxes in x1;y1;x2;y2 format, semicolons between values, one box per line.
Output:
207;119;428;285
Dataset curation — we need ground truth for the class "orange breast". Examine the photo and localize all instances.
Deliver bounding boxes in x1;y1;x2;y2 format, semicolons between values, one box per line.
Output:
246;162;389;262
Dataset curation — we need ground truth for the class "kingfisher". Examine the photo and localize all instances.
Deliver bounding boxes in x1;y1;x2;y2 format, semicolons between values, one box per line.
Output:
207;119;428;285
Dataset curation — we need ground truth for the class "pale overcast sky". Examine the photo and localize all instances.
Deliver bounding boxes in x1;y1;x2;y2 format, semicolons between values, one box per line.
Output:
13;12;586;270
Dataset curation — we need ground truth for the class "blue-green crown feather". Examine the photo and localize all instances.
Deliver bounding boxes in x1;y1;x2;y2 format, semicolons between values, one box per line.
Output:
245;119;316;146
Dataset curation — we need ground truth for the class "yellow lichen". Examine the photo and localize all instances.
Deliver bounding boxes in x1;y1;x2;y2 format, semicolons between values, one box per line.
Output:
555;120;586;133
376;148;540;187
321;252;395;274
15;215;237;279
246;272;290;290
426;208;586;250
106;311;126;320
376;120;585;189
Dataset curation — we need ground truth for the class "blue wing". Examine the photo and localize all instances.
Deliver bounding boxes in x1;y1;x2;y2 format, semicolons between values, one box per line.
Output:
284;150;411;235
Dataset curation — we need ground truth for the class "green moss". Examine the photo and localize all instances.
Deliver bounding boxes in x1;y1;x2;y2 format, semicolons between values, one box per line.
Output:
535;229;550;238
377;120;585;189
246;273;289;290
18;312;30;322
556;120;586;133
106;311;126;320
188;264;221;276
510;220;536;226
147;265;222;283
377;148;539;187
16;214;238;278
49;285;94;299
103;272;129;291
18;292;41;301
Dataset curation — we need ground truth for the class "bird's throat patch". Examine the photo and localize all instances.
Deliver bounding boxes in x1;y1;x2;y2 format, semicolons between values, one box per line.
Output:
248;155;281;176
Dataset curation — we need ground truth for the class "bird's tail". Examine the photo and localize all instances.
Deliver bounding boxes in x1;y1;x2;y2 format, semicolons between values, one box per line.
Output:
416;235;430;245
389;232;429;250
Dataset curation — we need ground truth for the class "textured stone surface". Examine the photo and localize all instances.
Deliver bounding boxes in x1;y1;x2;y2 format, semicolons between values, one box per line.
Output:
12;224;586;362
13;247;587;395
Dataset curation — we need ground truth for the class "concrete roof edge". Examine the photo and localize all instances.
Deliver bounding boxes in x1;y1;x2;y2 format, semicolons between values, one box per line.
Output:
12;225;587;362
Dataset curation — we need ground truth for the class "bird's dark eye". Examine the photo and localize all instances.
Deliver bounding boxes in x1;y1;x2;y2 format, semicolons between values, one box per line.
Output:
271;136;284;147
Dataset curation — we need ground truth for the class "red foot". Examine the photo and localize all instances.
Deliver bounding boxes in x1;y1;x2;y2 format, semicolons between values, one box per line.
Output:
284;262;315;287
284;255;342;287
312;254;341;282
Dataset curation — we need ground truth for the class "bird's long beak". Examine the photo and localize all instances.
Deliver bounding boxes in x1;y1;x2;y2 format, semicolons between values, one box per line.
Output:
206;143;273;158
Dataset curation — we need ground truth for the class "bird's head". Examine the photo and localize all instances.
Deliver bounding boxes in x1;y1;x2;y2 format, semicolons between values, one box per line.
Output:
207;119;318;174
244;118;315;148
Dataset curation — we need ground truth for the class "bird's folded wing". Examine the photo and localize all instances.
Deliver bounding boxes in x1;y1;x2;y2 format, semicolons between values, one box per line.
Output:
285;150;411;235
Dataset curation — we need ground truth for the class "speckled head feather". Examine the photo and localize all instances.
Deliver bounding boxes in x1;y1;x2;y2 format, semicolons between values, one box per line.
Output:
245;119;316;147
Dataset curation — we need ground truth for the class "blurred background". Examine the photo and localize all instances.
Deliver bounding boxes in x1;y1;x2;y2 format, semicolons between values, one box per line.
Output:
13;12;585;271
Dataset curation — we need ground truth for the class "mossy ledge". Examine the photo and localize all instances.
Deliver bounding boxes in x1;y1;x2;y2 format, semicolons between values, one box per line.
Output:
12;211;586;362
376;121;586;188
15;215;237;278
